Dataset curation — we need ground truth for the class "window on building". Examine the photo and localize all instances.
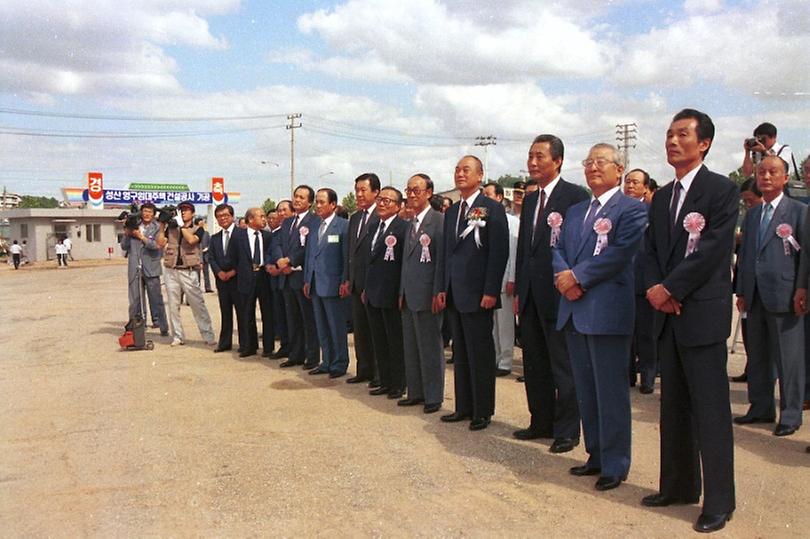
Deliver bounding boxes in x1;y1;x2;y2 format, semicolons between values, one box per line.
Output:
20;223;28;238
86;223;102;242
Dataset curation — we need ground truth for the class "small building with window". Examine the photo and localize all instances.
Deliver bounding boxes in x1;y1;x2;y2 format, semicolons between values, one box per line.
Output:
0;208;124;262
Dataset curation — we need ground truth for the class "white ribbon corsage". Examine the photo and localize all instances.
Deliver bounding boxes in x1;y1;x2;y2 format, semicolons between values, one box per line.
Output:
460;207;488;248
384;235;397;261
593;218;612;256
547;212;563;247
683;212;705;256
419;233;431;263
776;223;801;255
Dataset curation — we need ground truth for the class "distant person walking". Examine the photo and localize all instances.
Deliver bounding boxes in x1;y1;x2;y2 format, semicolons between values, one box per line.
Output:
63;236;74;261
55;240;68;267
10;240;22;269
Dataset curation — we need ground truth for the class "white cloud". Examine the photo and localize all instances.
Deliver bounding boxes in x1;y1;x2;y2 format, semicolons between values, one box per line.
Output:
683;0;723;15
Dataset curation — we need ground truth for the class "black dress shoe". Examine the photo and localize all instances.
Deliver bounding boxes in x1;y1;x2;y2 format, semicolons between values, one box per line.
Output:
550;438;579;453
239;350;256;358
270;350;288;359
495;368;510;377
516;375;525;383
308;368;328;375
569;464;601;476
641;493;699;507
513;427;553;440
730;373;747;383
774;424;798;436
397;398;424;407
387;390;404;400
213;346;231;353
346;376;369;384
369;386;390;396
733;414;775;425
368;379;381;389
261;350;273;358
302;362;319;370
693;511;732;533
639;385;654;394
329;372;346;379
595;475;625;491
440;412;470;423
279;360;303;368
423;403;441;414
469;417;491;431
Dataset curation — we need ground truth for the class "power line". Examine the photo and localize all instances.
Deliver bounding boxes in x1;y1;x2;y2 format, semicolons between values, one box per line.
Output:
0;107;289;122
0;123;286;139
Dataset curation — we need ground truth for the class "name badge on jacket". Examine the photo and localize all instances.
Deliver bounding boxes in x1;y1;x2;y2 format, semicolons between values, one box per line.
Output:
327;234;340;243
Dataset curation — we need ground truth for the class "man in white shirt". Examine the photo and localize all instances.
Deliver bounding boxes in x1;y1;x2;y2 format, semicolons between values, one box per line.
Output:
742;122;795;179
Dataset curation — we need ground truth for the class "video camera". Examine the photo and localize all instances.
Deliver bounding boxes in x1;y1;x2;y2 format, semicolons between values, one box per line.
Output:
116;203;143;231
156;205;179;228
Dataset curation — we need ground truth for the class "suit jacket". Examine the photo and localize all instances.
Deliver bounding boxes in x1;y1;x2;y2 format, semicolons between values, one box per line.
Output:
272;212;322;290
269;228;283;291
400;208;445;312
643;165;739;345
553;190;648;334
365;216;409;309
515;179;589;318
346;207;381;294
232;227;272;295
443;192;509;313
120;220;164;278
736;196;806;313
304;215;349;297
209;227;237;281
634;202;652;295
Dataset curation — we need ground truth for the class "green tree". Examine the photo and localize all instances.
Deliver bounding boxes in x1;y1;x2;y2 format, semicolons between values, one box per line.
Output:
18;195;60;208
341;191;357;213
495;174;528;187
728;166;750;187
261;198;276;214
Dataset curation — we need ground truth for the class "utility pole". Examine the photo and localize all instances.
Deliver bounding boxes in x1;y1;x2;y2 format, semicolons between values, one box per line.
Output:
286;113;302;197
474;135;497;180
615;123;637;167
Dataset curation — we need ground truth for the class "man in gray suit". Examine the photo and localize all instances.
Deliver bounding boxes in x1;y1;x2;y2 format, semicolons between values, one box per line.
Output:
399;174;445;414
736;155;806;436
120;201;169;336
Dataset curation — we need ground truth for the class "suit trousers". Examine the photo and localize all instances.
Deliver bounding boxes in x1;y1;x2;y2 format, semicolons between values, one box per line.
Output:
746;293;805;426
366;303;405;391
658;318;735;515
283;286;320;365
272;287;289;353
402;302;444;405
238;273;274;354
631;295;657;388
447;304;496;418
215;276;240;350
128;273;168;334
565;326;632;478
351;292;377;380
310;279;349;374
520;295;580;439
493;293;515;371
804;316;810;399
164;267;215;343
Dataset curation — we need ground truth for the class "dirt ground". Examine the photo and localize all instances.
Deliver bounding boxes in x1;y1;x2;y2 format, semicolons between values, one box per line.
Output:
1;261;808;537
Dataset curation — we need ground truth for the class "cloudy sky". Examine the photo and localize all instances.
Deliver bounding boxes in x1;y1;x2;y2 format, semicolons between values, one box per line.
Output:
1;0;809;207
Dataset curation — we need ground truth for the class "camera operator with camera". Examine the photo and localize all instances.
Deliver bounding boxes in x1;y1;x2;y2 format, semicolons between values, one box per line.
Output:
163;201;216;347
120;201;169;336
742;122;796;179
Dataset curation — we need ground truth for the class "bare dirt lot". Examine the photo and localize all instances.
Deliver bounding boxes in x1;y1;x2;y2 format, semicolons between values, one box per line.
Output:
1;261;808;537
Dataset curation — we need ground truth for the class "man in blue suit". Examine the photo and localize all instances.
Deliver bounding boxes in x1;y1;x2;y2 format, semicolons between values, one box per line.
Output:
265;200;291;359
273;185;321;369
304;188;350;378
736;155;806;436
553;143;647;492
209;203;241;353
438;155;509;431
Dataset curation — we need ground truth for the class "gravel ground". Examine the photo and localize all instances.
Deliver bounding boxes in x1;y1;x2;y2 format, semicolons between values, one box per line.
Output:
1;261;808;537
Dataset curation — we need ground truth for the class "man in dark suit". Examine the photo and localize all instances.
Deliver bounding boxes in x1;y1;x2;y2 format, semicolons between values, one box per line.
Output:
231;207;274;358
737;156;806;435
266;200;291;359
553;143;648;492
304;188;350;378
514;134;589;453
273;185;321;369
642;109;738;533
438;155;509;431
209;203;241;353
364;187;409;399
341;173;381;386
399;174;445;413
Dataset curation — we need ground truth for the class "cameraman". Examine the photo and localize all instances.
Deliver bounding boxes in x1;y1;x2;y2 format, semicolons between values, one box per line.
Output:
742;122;795;178
120;201;169;336
163;201;216;347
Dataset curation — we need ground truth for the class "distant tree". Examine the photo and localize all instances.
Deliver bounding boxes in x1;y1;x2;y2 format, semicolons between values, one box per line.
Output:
341;191;357;214
18;195;59;208
728;166;750;187
261;198;276;214
495;174;528;187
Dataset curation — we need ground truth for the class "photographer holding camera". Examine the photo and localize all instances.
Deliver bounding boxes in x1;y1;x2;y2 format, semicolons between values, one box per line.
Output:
120;201;169;336
163;201;216;347
742;122;796;179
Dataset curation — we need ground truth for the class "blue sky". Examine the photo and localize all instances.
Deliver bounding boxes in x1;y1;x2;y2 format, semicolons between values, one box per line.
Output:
1;0;808;208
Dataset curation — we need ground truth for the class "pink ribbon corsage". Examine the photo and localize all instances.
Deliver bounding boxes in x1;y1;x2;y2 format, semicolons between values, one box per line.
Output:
682;212;705;256
547;212;563;247
384;235;397;261
419;233;431;263
299;226;309;247
593;218;612;256
776;223;801;256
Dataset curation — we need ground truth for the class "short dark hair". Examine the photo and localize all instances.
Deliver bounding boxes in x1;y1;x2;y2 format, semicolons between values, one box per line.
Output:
354;173;381;192
484;181;504;197
460;155;484;174
380;186;403;204
531;134;565;164
740;177;763;197
214;203;234;216
317;188;338;205
626;168;651;187
429;194;444;211
276;200;292;213
753;122;777;138
525;179;538;188
648;179;659;191
512;180;527;190
295;185;315;203
672;108;715;157
410;173;434;192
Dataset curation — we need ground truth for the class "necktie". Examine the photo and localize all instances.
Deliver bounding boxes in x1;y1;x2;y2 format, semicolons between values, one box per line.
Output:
532;189;547;244
411;218;419;241
318;219;327;241
758;203;773;249
457;200;468;237
289;215;299;237
358;210;368;238
669;181;682;236
373;221;386;252
253;231;261;265
581;199;601;240
223;228;230;252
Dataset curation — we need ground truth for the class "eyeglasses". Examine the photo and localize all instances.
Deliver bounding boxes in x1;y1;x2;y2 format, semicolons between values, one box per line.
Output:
377;197;398;206
404;187;425;195
581;158;616;169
